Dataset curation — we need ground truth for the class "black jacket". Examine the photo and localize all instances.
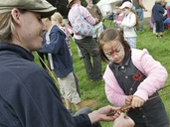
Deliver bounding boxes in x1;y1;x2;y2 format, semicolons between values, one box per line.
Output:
0;42;90;127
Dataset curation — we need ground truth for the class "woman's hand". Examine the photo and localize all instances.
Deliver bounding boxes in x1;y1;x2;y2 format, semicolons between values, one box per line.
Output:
113;113;135;127
88;105;120;124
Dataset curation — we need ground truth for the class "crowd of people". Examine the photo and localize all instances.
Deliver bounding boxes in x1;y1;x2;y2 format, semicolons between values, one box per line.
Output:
0;0;169;127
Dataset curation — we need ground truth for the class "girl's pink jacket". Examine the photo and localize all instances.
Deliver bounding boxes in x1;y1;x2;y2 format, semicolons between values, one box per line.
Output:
103;49;168;106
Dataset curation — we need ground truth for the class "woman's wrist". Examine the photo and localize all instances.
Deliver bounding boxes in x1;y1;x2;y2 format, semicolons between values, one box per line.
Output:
88;110;100;124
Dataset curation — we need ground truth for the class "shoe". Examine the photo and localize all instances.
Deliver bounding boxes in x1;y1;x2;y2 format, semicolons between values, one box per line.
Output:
155;35;158;38
160;35;164;38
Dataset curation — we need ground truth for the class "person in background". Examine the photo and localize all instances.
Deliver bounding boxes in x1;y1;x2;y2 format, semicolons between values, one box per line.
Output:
149;13;156;34
104;1;124;32
86;0;104;39
98;28;169;127
115;1;137;49
39;16;82;114
68;20;83;59
152;0;166;38
68;0;103;82
51;12;81;113
132;0;147;32
165;2;170;30
51;12;72;55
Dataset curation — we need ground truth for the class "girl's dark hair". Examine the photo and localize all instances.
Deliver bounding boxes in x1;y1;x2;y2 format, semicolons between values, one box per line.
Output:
98;28;131;63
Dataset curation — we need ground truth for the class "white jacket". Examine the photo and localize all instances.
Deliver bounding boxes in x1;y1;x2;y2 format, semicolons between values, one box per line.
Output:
120;12;137;38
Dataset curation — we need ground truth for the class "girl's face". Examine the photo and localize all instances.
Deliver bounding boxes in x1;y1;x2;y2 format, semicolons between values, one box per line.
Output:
123;7;131;15
102;40;125;64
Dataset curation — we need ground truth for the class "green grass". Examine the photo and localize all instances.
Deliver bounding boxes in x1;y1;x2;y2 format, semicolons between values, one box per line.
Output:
33;20;170;127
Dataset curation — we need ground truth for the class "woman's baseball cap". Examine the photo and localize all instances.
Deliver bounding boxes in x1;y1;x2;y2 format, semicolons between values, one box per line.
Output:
119;1;133;9
0;0;57;18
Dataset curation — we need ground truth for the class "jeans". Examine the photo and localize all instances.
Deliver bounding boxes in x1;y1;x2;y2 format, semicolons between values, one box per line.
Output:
136;8;144;31
75;37;102;81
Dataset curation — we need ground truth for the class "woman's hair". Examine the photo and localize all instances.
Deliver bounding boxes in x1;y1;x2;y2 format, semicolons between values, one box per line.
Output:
98;28;131;63
0;9;26;43
0;12;14;43
51;12;66;27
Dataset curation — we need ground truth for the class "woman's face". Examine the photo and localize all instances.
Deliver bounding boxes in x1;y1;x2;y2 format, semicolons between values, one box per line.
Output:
12;10;46;52
102;39;125;64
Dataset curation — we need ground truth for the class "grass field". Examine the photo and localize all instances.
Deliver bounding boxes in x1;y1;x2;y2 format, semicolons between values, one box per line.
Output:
34;19;170;127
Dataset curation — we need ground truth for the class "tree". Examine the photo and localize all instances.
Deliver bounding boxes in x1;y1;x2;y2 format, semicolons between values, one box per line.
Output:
46;0;69;19
46;0;100;19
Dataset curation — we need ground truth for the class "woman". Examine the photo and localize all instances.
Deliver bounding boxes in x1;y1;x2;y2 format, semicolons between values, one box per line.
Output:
67;0;103;81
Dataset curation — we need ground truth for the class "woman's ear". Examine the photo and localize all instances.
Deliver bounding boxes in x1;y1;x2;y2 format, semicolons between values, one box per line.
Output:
11;8;21;25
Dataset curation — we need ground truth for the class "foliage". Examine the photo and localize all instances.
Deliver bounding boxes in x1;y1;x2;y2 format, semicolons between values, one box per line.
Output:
33;19;170;127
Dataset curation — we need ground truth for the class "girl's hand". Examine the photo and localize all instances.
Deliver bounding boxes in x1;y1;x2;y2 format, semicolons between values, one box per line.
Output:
131;95;145;108
125;95;133;105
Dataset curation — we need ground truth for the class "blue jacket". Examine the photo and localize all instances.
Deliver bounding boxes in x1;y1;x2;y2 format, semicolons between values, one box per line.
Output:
152;3;165;21
0;42;90;127
40;25;73;78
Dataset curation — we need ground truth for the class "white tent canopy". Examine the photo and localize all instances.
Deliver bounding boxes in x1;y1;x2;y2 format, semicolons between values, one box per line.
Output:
97;0;121;16
97;0;121;6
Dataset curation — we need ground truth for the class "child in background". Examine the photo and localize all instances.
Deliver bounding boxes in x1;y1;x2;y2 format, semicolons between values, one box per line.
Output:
98;28;169;127
152;0;166;38
40;16;82;114
51;12;72;56
115;1;137;49
149;14;156;34
51;12;81;98
104;1;124;31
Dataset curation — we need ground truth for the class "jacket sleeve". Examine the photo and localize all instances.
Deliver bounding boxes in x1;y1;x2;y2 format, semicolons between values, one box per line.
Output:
73;114;91;127
121;12;136;28
132;49;168;101
40;26;66;54
104;65;128;107
80;6;96;25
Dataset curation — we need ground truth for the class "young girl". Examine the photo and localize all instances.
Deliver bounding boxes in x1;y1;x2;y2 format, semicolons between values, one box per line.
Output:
115;1;137;48
99;28;169;127
40;15;82;114
51;12;72;56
